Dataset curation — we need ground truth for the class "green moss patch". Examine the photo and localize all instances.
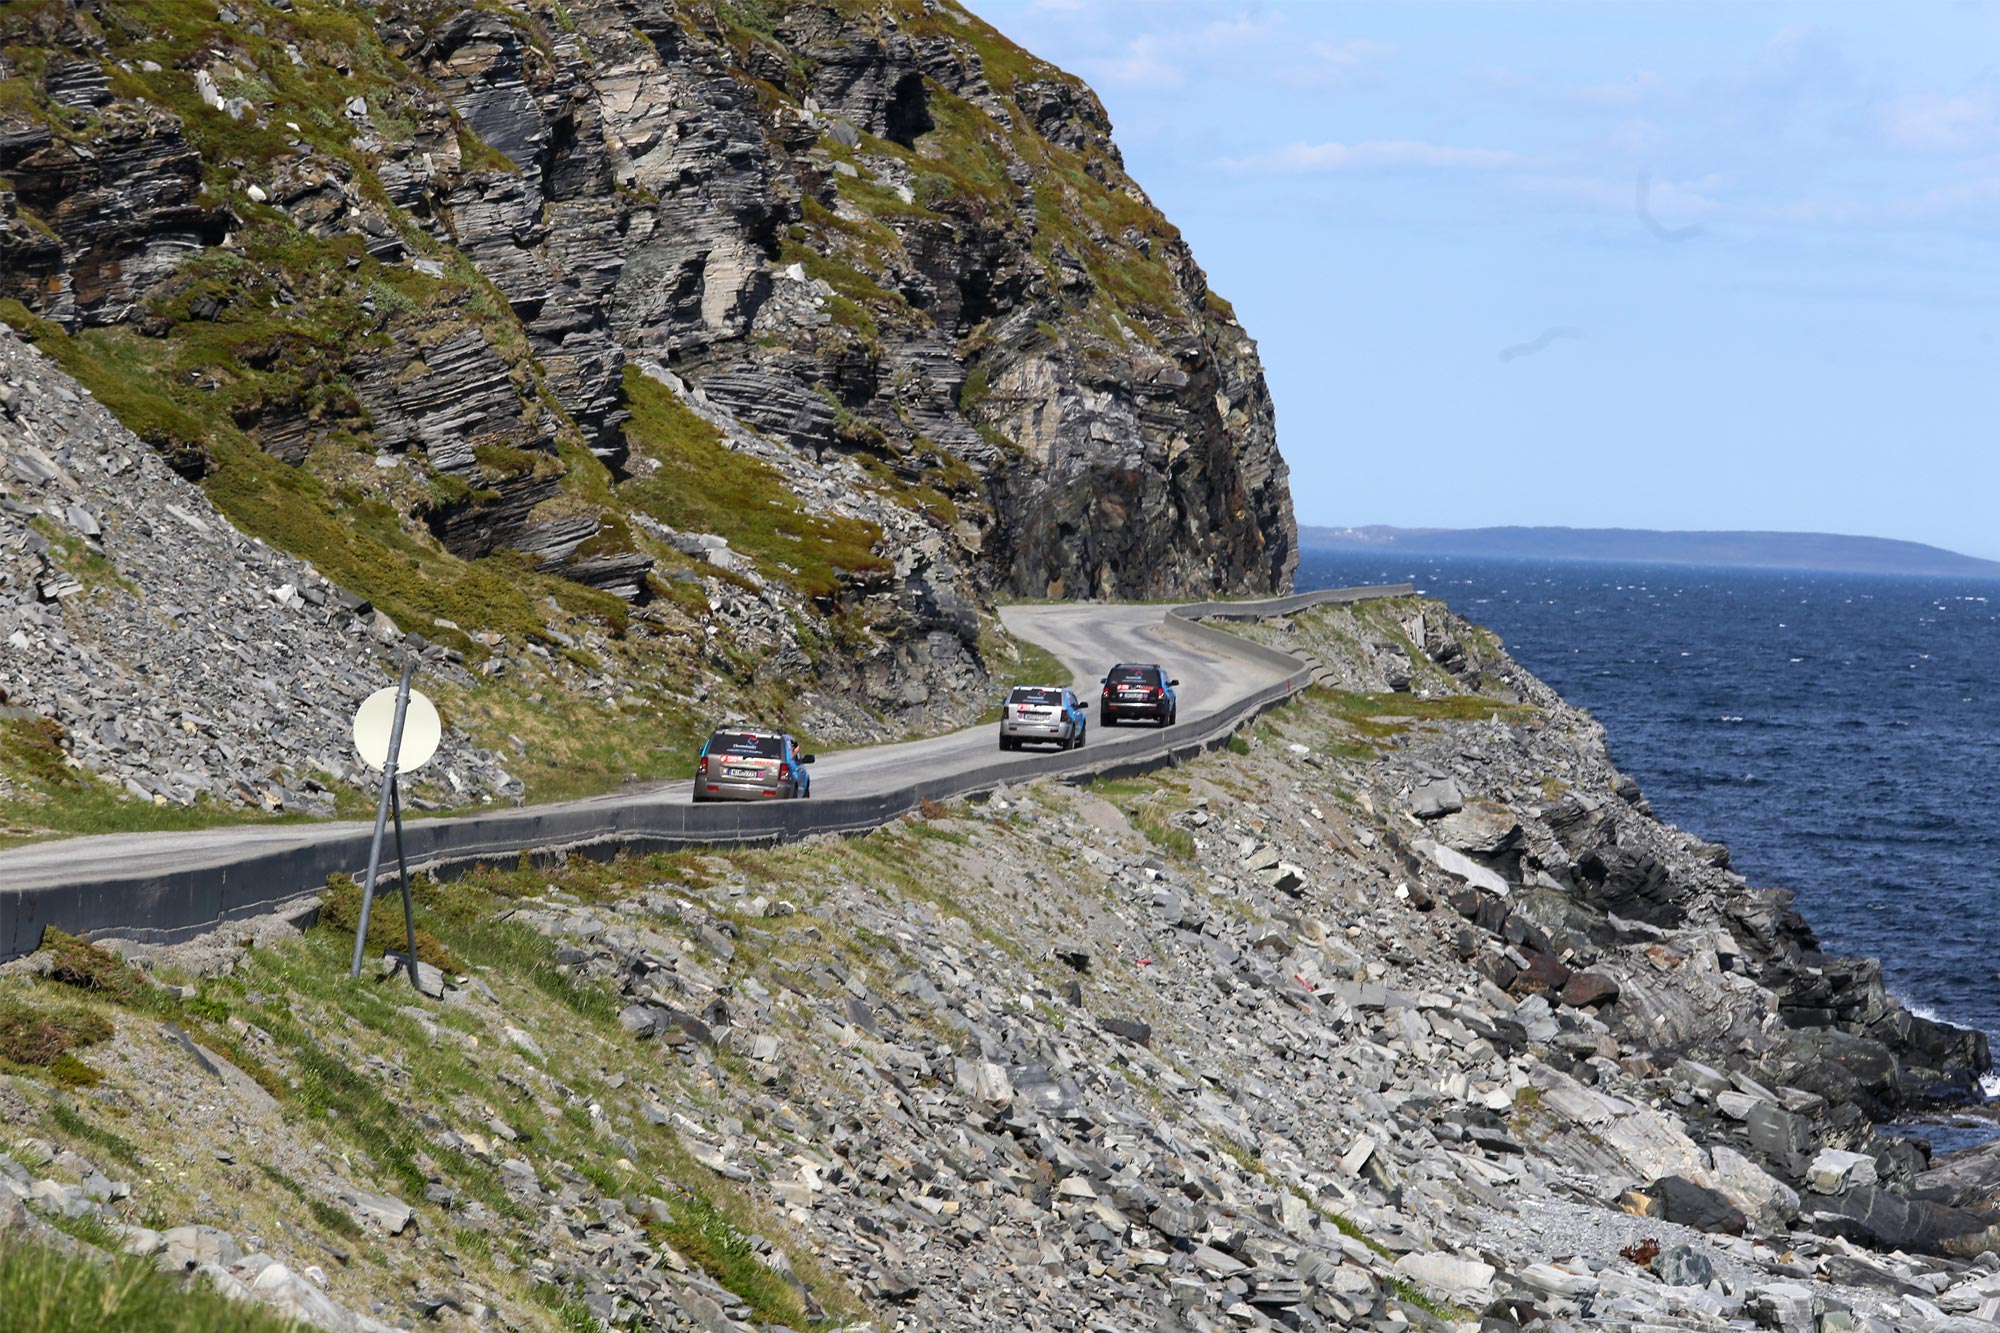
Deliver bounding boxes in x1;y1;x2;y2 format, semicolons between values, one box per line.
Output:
617;366;888;601
0;996;113;1073
0;1238;310;1333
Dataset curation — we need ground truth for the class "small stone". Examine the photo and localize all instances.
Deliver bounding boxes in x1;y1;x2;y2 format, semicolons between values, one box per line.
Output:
338;1187;414;1234
1652;1243;1717;1288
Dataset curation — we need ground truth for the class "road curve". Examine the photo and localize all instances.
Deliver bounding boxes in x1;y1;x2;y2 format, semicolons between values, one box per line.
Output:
0;586;1410;957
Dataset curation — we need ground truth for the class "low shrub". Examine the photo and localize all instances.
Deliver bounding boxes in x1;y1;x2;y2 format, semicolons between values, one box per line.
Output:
316;874;461;972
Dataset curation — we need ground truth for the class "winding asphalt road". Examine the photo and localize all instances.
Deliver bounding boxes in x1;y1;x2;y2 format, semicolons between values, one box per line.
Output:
0;586;1411;956
801;603;1286;794
0;603;1281;894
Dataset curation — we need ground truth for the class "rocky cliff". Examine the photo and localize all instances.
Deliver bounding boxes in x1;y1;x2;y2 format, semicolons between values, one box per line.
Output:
3;596;1999;1333
0;0;1295;795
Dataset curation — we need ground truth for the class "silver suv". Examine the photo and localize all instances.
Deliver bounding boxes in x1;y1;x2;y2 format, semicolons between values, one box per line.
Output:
999;685;1087;751
695;726;814;801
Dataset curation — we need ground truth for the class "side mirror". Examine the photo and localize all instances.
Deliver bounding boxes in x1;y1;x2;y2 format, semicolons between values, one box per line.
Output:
1168;678;1180;687
1078;701;1090;711
800;754;816;765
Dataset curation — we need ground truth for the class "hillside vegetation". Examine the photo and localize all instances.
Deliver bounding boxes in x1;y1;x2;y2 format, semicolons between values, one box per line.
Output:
1;599;1992;1333
0;0;1295;824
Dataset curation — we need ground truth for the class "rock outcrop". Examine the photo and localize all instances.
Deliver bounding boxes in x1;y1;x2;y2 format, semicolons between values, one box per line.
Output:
0;0;1296;767
0;326;518;814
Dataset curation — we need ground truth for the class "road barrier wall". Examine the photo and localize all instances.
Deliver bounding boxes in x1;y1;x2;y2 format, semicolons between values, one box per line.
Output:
0;583;1416;959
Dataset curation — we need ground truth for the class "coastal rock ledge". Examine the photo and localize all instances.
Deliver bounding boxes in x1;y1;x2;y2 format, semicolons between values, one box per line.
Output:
5;597;2000;1333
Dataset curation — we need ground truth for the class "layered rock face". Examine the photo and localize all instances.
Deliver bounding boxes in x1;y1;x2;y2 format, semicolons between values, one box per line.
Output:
0;0;1296;754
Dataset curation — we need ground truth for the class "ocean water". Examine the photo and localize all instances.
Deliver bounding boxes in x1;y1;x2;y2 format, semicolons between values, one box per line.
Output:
1296;551;2000;1071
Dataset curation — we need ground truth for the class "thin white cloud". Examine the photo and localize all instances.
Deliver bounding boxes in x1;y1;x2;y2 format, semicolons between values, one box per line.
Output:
1281;37;1394;87
1512;171;1724;219
1880;88;2000;154
1566;71;1668;110
1090;33;1184;91
1218;139;1522;173
1078;10;1280;92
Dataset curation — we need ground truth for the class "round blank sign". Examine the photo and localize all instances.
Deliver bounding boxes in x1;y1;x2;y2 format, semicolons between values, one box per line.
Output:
352;687;442;772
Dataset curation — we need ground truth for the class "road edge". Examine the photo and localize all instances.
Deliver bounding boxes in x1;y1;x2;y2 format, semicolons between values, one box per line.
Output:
0;584;1415;959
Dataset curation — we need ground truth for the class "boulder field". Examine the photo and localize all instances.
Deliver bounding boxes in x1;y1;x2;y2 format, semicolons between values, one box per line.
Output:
4;598;2000;1332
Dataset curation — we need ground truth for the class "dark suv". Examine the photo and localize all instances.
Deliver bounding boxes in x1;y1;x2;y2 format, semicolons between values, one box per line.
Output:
1100;663;1178;726
695;726;814;802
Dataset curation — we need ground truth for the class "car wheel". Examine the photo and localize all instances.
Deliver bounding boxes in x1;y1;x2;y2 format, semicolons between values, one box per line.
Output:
999;736;1013;752
1076;725;1086;749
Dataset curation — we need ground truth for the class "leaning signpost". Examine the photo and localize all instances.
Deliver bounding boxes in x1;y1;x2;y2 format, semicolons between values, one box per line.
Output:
347;659;443;989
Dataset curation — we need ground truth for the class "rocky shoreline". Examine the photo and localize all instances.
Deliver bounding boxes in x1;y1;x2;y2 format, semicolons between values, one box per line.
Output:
5;596;2000;1332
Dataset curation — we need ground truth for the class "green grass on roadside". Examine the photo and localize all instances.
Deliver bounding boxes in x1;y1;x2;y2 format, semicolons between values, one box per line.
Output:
650;1191;813;1328
1315;689;1536;749
0;717;325;850
0;1239;308;1333
974;627;1075;723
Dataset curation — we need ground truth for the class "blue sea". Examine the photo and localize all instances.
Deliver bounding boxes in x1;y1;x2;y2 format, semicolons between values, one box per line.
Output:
1297;551;2000;1138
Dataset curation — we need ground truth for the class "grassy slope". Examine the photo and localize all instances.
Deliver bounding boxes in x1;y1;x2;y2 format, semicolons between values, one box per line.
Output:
0;1241;309;1333
0;0;1233;838
0;598;1531;1327
0;894;872;1332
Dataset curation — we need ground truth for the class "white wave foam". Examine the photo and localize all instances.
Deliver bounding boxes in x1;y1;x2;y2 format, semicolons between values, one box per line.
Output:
1981;1072;2000;1100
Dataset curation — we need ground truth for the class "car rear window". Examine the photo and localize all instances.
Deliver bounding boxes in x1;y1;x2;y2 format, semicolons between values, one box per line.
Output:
1108;667;1157;686
708;731;785;759
1008;687;1062;705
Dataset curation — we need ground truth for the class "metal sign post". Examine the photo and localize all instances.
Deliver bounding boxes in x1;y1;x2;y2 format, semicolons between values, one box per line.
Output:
347;660;441;989
350;659;418;983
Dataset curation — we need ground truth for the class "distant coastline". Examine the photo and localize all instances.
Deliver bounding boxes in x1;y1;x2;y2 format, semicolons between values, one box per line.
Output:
1300;524;2000;578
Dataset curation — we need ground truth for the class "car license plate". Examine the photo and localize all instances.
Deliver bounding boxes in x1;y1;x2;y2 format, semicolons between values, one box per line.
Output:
725;765;757;778
1121;688;1144;697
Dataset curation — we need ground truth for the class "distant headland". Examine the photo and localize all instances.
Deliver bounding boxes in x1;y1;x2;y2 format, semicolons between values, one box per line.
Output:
1299;525;2000;578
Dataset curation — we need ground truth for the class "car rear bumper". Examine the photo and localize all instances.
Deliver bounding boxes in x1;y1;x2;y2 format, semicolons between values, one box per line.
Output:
1001;720;1071;741
1102;701;1170;720
698;778;802;801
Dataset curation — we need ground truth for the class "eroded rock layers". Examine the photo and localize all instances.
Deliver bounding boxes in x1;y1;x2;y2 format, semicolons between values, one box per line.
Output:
0;0;1296;667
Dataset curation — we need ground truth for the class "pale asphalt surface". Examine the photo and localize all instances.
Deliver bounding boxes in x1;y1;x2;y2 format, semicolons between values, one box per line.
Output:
0;603;1288;892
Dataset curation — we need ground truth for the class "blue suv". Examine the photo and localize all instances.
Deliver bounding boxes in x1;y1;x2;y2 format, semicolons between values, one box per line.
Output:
1100;663;1178;727
999;685;1088;750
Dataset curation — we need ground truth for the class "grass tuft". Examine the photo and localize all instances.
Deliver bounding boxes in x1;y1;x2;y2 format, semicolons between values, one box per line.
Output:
316;874;461;972
39;930;148;1005
0;998;113;1071
651;1191;811;1329
0;1237;308;1332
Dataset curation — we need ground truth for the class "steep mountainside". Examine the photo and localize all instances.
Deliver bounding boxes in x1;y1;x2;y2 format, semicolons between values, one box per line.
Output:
0;0;1295;792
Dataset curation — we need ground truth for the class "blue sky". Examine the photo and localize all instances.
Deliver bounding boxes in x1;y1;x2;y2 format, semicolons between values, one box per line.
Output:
966;1;2000;558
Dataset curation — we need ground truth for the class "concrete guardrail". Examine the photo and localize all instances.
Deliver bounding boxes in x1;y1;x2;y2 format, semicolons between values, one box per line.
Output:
0;584;1415;959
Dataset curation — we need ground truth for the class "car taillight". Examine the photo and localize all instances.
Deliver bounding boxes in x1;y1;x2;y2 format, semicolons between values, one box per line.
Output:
699;755;708;774
1150;686;1162;698
776;762;793;781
